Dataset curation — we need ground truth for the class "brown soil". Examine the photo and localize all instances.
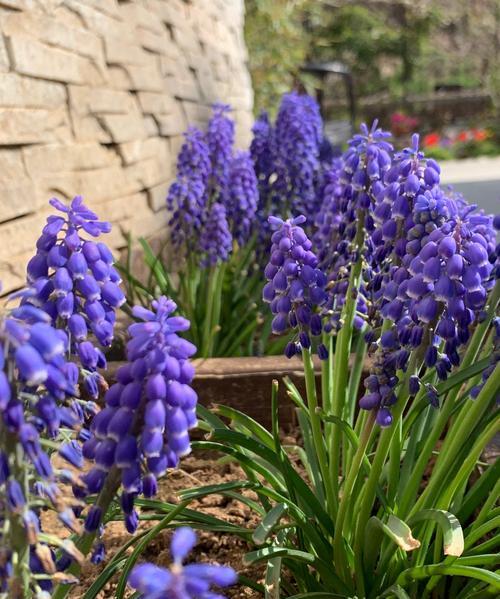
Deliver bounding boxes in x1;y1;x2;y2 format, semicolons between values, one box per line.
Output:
69;454;265;599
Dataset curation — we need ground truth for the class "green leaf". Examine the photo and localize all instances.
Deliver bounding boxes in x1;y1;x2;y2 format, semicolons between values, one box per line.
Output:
264;530;285;599
244;546;315;565
214;404;275;448
365;515;420;572
196;403;228;431
253;503;288;545
138;237;169;293
410;509;464;556
379;585;411;599
286;594;350;599
204;431;335;536
283;376;307;411
396;564;500;588
296;410;325;503
82;558;127;599
180;480;257;501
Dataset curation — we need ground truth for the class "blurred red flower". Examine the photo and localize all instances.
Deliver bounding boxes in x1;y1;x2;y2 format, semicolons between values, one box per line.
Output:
423;132;440;147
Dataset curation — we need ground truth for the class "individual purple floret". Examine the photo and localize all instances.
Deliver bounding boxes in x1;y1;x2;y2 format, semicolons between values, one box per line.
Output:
273;92;323;219
81;297;197;534
167;127;211;253
198;202;233;267
128;527;237;599
207;103;235;194
225;151;259;247
263;215;328;358
23;196;124;399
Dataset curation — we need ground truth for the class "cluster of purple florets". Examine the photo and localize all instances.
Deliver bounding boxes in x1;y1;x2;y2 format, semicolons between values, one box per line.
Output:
338;131;497;423
167;104;259;265
167;127;211;253
128;527;237;599
250;93;332;233
0;291;84;592
263;216;328;359
273;92;323;219
261;118;498;424
23;196;124;399
81;296;197;534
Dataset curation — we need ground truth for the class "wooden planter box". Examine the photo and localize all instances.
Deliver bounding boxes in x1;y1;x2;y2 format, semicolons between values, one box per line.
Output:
107;355;363;429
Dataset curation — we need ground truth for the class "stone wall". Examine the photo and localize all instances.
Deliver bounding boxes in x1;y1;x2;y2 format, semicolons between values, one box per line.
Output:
0;0;253;293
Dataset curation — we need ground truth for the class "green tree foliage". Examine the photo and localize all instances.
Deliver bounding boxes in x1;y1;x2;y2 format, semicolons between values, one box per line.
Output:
244;0;311;115
245;1;438;113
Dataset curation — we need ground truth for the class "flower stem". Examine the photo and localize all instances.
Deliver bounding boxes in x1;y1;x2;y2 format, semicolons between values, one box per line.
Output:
52;467;121;599
352;349;422;596
302;347;337;518
3;427;31;599
409;361;500;517
329;210;366;496
333;411;375;583
201;266;217;357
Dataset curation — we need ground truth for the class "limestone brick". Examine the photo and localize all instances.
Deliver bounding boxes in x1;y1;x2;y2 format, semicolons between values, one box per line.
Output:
118;137;170;165
99;112;148;144
2;11;105;66
0;107;67;145
22;143;119;177
6;34;102;84
0;178;37;223
0;73;65;108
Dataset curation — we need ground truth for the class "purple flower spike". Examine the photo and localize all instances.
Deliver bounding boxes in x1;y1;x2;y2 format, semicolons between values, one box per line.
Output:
23;197;122;398
167;127;211;254
225;151;259;247
198;202;232;267
81;296;197;531
263;216;326;356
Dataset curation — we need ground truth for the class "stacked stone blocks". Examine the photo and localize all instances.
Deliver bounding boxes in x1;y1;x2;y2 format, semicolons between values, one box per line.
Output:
0;0;253;293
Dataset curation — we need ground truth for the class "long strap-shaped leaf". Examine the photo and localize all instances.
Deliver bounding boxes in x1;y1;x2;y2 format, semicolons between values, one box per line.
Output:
378;584;411;599
396;564;500;588
364;515;420;575
253;503;288;546
409;509;464;556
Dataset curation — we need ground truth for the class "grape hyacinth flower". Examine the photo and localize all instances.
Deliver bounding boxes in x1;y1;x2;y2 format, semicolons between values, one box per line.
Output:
198;202;233;267
167;127;211;253
250;110;274;199
225;151;259;247
263;215;328;358
80;297;197;537
273;92;323;220
360;186;497;422
128;527;237;599
23;196;124;400
370;134;441;314
207;103;235;194
315;122;393;333
0;285;83;594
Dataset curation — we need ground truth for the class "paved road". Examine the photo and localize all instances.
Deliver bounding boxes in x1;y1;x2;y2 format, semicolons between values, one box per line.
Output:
451;180;499;214
440;157;499;215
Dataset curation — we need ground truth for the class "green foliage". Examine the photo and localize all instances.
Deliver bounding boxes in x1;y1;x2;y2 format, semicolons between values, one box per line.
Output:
121;281;500;597
244;0;312;115
118;235;289;357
